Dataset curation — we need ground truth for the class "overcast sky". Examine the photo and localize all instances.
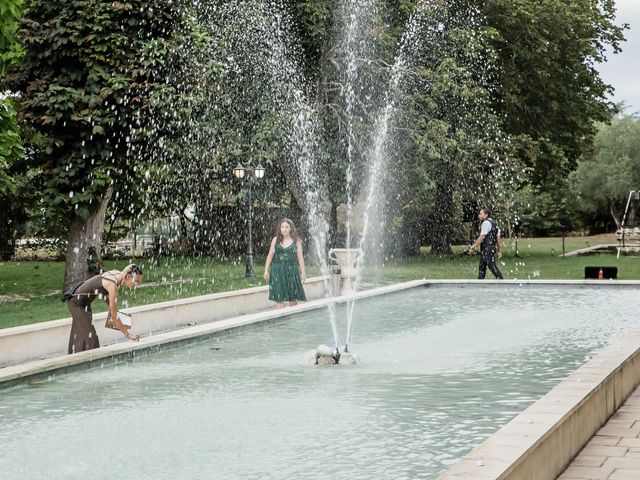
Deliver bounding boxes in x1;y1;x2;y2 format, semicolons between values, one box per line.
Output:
597;0;640;114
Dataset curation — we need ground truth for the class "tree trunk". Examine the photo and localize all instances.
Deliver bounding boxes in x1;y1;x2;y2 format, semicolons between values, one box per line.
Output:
179;210;189;238
63;187;113;290
610;198;621;230
103;203;120;246
429;181;454;255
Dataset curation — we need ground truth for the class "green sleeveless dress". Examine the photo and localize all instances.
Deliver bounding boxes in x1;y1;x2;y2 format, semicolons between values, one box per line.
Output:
269;241;307;302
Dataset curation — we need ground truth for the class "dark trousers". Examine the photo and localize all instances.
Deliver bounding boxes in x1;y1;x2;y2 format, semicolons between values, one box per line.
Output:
478;248;503;279
67;299;100;354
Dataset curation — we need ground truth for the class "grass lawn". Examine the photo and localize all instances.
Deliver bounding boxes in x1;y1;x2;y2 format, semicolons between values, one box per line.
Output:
1;234;638;329
0;257;277;329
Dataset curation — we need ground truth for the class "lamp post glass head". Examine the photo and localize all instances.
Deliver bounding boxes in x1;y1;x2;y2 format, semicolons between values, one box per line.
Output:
234;163;246;179
254;164;265;179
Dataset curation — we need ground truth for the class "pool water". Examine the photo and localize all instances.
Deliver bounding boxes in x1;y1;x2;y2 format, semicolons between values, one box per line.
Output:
1;285;640;479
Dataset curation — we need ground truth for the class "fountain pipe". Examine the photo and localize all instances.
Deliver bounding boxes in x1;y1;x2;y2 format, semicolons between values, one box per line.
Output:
332;347;341;364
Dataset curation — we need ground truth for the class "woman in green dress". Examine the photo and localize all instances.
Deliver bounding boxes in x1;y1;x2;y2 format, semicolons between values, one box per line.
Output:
263;218;307;308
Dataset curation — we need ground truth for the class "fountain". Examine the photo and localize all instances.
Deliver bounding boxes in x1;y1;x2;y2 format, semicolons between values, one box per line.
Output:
328;247;362;296
338;2;431;355
296;0;429;360
5;3;634;478
137;0;489;363
304;343;359;365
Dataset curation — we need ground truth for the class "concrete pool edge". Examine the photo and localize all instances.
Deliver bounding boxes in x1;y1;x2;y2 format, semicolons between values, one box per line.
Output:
439;325;640;480
0;279;428;388
0;276;329;368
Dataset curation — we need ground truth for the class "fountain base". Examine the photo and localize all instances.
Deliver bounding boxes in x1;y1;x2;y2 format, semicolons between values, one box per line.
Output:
304;345;358;365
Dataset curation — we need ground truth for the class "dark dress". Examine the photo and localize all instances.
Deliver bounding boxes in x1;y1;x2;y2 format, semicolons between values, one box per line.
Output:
269;242;307;302
66;273;118;354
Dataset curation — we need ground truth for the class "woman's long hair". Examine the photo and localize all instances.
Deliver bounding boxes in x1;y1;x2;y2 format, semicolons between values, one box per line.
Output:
276;218;299;243
123;263;143;276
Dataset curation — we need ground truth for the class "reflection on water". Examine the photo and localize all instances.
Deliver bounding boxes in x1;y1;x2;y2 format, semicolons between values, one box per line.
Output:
1;286;640;479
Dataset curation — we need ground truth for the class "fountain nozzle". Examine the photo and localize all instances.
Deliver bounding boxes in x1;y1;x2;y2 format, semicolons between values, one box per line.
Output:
332;347;341;364
344;344;349;353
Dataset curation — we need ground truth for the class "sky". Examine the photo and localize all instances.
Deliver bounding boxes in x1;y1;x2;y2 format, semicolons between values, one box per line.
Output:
597;0;640;114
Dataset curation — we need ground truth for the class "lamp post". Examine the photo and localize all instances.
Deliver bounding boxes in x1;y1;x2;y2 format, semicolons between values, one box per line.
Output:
234;163;265;277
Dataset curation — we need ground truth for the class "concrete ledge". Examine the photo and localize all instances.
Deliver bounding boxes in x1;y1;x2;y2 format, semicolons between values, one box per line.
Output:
0;276;328;367
421;279;640;286
0;279;428;388
560;244;640;257
560;244;617;257
439;326;640;480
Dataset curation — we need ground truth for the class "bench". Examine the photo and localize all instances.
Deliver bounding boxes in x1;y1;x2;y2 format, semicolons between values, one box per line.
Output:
584;266;618;279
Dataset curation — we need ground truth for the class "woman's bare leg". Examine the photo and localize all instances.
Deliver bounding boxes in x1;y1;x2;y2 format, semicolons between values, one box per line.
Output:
289;300;298;307
276;302;285;309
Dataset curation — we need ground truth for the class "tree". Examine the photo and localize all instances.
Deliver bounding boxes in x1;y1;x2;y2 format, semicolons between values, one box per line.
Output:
482;0;626;182
480;0;626;237
0;0;28;260
394;1;509;255
136;1;309;255
388;0;626;244
571;114;640;230
4;0;183;288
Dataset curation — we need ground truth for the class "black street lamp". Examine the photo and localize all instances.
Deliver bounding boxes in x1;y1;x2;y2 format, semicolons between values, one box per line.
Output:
234;163;265;277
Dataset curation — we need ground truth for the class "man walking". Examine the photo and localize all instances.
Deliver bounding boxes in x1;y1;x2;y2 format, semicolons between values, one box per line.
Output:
467;207;504;279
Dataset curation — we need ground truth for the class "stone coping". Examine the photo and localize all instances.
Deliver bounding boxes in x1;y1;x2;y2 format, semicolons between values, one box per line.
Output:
0;276;330;368
439;325;640;480
420;279;640;286
0;279;427;388
0;276;327;337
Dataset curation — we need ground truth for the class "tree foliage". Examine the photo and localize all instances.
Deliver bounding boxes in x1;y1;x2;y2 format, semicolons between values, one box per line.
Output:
3;0;185;284
392;1;511;254
482;0;625;182
0;0;25;194
137;1;314;255
1;0;631;265
571;114;640;230
6;0;182;221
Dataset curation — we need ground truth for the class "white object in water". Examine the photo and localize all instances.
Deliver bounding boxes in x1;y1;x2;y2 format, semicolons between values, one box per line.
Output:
340;352;358;365
316;344;334;357
303;349;318;365
317;355;336;365
305;345;358;365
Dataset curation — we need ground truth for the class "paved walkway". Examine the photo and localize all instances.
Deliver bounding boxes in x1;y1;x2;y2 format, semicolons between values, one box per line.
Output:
559;385;640;480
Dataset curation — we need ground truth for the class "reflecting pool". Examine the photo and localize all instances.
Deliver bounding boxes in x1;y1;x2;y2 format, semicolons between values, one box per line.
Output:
1;285;640;479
